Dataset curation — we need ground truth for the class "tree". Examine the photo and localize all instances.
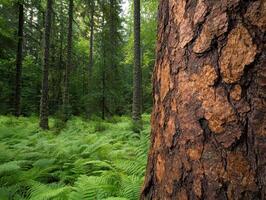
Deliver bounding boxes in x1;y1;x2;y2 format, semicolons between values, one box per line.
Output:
39;0;53;129
88;0;94;74
132;0;142;123
14;1;24;116
62;0;74;121
141;1;266;199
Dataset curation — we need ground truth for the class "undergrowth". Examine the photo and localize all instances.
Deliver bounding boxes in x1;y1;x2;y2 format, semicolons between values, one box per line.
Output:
0;114;150;200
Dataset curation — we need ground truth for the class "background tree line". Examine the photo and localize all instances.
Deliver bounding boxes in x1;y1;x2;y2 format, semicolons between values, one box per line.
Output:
0;0;158;127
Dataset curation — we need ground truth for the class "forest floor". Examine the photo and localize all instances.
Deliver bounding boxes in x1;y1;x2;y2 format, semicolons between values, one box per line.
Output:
0;114;150;200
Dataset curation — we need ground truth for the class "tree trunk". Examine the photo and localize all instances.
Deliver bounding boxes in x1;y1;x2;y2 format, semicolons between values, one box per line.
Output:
88;0;94;74
141;1;266;199
14;2;24;117
63;0;73;121
102;65;105;120
39;0;53;129
132;0;142;122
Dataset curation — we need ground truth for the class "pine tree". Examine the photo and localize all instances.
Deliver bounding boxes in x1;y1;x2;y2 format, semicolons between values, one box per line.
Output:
14;2;24;116
39;0;53;129
141;1;266;199
132;0;142;124
88;0;94;74
62;0;74;121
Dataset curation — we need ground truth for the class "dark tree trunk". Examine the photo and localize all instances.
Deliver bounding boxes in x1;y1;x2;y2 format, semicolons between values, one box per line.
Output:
132;0;142;122
39;0;53;129
59;1;64;71
14;2;24;117
109;0;116;69
100;10;106;121
63;0;74;121
141;1;266;199
102;66;105;120
88;0;94;74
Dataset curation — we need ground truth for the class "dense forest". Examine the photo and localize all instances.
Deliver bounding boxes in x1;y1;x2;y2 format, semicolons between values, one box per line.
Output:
0;0;156;199
1;0;266;199
0;0;157;120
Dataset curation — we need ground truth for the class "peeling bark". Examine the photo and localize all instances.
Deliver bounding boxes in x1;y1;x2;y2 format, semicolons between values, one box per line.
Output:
141;0;266;199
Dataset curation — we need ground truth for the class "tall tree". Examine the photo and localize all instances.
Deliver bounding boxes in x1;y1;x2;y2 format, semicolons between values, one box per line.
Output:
14;2;24;116
63;0;74;120
141;0;266;199
132;0;142;123
88;0;94;74
39;0;53;129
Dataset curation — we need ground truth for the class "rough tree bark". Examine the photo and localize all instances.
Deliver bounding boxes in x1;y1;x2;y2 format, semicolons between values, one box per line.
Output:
132;0;142;122
141;0;266;199
14;2;24;117
39;0;53;129
62;0;73;121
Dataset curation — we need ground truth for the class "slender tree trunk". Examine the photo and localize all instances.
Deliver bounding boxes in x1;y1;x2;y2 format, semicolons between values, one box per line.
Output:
141;1;266;199
99;9;106;120
102;65;105;120
132;0;142;122
59;1;64;71
109;0;115;69
39;0;53;129
14;2;24;117
88;0;94;74
63;0;74;121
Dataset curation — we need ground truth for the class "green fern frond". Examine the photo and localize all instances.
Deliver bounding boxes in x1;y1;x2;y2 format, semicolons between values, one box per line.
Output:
119;175;143;200
103;197;129;200
29;181;71;200
0;161;21;175
69;175;115;200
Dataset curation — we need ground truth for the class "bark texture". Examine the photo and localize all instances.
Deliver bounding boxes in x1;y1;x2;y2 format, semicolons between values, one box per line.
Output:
132;0;142;122
141;0;266;199
39;0;53;129
14;2;24;117
63;0;73;121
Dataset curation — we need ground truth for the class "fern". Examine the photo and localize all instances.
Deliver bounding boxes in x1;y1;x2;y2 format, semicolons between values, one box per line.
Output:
69;175;115;200
0;115;151;199
28;181;71;200
0;161;21;175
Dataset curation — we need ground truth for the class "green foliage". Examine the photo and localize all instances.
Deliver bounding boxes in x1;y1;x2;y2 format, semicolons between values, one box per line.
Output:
0;0;157;118
0;115;150;199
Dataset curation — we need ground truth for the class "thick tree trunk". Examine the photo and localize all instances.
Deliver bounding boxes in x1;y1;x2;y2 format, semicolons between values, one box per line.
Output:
141;0;266;199
88;0;94;74
63;0;73;121
39;0;53;129
14;2;24;117
132;0;142;122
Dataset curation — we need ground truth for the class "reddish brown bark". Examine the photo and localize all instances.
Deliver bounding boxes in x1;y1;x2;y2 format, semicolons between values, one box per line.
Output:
141;0;266;199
